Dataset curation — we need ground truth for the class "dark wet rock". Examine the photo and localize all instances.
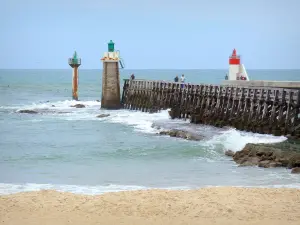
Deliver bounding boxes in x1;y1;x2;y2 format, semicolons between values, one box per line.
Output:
285;134;300;141
96;100;100;102
269;162;283;167
96;114;110;118
222;126;233;130
51;105;55;107
238;156;260;167
232;141;300;169
18;109;38;114
258;160;271;168
225;150;235;157
159;129;204;141
291;167;300;174
239;161;257;167
70;104;85;108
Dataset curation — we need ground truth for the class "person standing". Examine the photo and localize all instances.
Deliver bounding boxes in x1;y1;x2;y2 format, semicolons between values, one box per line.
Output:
130;74;135;80
180;74;185;83
225;73;228;80
174;75;179;82
180;74;185;88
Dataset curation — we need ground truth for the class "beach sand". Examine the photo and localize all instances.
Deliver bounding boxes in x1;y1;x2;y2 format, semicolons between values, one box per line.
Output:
1;187;300;225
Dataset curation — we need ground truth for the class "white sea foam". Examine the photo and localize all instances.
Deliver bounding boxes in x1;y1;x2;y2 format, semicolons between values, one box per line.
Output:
20;100;101;110
1;100;100;110
101;109;287;149
0;183;190;195
4;99;288;148
8;100;102;120
204;128;287;152
104;109;171;133
203;184;300;189
9;99;172;133
0;182;299;196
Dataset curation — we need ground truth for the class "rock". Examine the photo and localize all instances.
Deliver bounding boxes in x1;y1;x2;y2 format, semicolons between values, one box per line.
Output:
70;104;85;108
159;129;204;141
96;114;110;118
225;150;235;157
236;157;260;166
291;167;300;174
278;158;289;167
239;161;257;167
286;135;300;141
96;100;100;102
51;105;55;107
232;141;300;169
245;157;260;166
269;162;283;168
258;160;271;168
18;109;38;114
287;158;300;169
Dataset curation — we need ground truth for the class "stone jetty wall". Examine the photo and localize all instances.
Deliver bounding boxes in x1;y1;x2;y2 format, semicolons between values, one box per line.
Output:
121;79;300;138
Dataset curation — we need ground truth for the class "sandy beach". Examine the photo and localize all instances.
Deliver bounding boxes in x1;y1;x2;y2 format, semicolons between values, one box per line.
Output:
1;187;300;225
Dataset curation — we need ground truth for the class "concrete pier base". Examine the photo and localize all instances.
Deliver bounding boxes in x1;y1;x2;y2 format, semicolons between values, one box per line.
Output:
101;61;121;109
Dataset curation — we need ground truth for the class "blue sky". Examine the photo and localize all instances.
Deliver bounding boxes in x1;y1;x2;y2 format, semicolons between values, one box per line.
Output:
1;0;299;69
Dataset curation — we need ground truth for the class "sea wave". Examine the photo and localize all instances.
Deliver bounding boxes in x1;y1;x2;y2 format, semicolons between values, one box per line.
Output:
0;182;299;196
0;100;101;110
1;99;287;150
204;128;287;152
0;183;190;195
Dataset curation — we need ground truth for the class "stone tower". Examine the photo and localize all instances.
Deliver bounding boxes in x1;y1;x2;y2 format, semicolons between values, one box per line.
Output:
101;40;121;109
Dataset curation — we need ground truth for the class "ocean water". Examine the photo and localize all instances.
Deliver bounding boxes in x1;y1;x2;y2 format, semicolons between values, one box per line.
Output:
0;69;300;195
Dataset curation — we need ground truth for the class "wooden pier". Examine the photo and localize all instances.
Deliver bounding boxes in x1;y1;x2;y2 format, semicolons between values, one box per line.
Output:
121;79;300;137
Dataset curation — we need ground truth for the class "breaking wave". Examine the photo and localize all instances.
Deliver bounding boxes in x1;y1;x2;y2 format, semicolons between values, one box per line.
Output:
1;99;287;150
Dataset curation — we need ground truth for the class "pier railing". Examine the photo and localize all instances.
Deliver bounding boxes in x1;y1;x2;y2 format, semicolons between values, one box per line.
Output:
121;79;300;137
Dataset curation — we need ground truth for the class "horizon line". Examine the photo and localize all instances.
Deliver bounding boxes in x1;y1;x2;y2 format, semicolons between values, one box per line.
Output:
1;68;300;70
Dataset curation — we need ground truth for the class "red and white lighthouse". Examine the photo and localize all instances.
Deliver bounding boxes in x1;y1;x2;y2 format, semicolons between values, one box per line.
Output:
228;49;249;81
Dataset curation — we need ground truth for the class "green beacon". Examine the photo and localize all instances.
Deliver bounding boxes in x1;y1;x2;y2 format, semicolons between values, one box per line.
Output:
108;40;115;52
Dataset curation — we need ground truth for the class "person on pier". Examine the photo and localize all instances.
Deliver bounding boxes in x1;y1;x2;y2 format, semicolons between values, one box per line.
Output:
174;75;179;82
225;73;228;80
180;74;185;83
180;74;185;88
130;74;135;80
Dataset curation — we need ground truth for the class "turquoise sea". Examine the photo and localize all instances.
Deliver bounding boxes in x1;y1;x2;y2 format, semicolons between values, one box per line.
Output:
0;69;299;195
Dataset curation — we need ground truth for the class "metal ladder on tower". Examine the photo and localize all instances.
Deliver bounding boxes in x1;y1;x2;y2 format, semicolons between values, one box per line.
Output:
116;50;125;69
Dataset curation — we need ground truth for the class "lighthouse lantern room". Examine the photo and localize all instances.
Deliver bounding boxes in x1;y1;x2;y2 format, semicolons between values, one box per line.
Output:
227;49;250;81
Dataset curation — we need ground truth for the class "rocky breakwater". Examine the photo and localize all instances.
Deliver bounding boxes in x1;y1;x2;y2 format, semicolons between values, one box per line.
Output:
226;140;300;174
